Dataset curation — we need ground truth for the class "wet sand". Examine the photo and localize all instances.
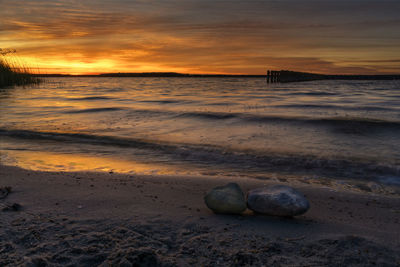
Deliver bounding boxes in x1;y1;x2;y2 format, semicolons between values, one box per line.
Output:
1;164;399;266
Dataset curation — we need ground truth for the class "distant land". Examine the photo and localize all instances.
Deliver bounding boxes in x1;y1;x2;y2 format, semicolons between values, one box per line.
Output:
34;72;264;78
34;71;400;83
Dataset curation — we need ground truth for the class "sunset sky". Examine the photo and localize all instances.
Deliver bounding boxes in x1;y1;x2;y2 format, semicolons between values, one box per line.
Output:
1;0;399;75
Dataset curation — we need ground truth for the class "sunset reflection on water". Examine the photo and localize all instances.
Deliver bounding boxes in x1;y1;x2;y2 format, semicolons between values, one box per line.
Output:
1;77;399;183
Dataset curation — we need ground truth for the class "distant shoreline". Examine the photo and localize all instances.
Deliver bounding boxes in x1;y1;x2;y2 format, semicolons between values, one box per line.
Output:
34;72;265;78
33;71;400;82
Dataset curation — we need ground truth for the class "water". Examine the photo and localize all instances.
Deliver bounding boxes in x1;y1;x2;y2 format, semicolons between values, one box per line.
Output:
1;77;399;187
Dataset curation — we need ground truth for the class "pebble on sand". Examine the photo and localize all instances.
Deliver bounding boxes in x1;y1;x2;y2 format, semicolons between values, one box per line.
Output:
247;185;310;217
204;183;247;214
0;186;12;199
1;202;22;212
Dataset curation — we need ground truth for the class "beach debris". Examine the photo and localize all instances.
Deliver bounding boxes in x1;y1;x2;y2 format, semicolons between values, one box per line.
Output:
204;183;247;214
285;235;305;242
247;185;309;216
1;202;22;212
0;186;12;199
367;182;383;193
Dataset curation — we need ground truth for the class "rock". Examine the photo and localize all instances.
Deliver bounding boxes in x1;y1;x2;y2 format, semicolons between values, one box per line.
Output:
247;185;309;216
1;202;22;212
0;186;12;199
204;183;247;214
367;182;383;193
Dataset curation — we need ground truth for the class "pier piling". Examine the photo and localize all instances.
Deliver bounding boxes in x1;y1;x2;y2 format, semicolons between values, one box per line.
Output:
265;69;400;83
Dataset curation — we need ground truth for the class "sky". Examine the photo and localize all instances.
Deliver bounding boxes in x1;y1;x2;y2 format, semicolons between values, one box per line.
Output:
1;0;399;75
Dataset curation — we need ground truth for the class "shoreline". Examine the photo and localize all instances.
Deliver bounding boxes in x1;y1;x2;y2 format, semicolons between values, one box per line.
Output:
1;164;399;266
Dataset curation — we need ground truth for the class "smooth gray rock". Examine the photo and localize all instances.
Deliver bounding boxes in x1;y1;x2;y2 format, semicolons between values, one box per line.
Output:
247;185;309;216
204;183;247;214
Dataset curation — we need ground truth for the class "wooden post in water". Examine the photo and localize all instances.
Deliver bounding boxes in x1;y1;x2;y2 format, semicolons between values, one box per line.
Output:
266;70;283;83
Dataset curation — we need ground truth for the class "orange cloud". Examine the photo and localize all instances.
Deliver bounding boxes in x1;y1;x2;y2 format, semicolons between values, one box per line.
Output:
1;0;399;75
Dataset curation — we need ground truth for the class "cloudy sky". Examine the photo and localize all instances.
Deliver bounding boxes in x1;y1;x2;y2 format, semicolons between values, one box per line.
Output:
1;0;399;74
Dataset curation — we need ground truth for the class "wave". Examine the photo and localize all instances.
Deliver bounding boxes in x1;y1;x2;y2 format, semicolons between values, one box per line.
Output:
138;100;184;104
244;115;400;133
173;111;400;130
85;106;400;133
0;128;168;151
1;128;399;180
273;104;395;112
288;91;338;96
65;107;125;114
177;112;237;120
67;96;114;101
51;104;400;132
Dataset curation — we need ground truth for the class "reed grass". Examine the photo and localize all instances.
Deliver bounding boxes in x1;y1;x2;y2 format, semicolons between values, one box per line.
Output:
0;48;41;88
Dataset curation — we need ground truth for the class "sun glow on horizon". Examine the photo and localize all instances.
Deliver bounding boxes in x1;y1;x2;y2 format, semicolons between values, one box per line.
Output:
22;57;118;75
17;56;193;75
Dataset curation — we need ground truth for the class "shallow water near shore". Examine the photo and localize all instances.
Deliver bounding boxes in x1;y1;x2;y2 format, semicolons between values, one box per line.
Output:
0;77;399;190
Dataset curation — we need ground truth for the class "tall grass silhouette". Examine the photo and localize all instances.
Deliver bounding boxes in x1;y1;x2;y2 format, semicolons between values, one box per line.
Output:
0;48;40;88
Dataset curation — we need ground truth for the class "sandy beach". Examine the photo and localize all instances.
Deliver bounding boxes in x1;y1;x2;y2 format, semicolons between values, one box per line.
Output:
1;164;399;266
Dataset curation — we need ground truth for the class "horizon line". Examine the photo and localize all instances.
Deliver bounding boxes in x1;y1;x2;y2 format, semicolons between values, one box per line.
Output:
33;71;400;77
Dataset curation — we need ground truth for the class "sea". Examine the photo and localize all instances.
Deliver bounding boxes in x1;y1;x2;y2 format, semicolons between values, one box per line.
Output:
1;77;399;191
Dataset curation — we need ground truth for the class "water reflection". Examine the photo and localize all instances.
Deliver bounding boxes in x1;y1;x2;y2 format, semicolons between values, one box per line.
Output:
1;150;181;175
0;78;399;181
